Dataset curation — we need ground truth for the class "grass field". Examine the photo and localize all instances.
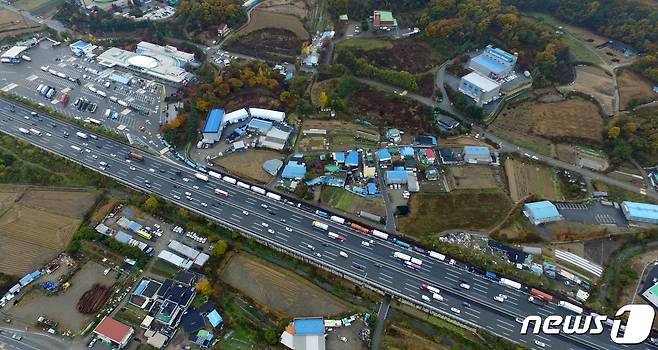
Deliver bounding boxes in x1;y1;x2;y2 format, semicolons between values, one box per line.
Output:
0;189;96;275
0;9;40;39
221;253;351;318
13;0;63;17
492;95;605;154
213;149;283;184
447;165;502;190
617;70;657;110
560;65;614;115
505;158;561;202
240;9;309;39
335;38;393;51
320;187;386;216
398;189;512;239
149;258;180;278
524;12;605;66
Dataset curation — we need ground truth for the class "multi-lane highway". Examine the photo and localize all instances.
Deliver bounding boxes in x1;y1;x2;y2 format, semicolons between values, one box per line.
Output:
0;97;652;350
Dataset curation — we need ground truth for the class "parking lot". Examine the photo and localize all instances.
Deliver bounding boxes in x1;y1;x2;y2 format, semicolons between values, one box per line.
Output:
556;201;628;227
0;40;168;150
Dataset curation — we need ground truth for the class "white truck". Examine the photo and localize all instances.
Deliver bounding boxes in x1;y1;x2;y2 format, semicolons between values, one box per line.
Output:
194;173;209;182
76;132;88;139
18;127;29;134
558;301;584;314
311;221;329;231
29;128;42;136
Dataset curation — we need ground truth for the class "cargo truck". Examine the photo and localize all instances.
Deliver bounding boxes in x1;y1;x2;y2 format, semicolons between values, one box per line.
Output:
370;229;389;240
266;192;281;201
558;300;583;314
127;151;144;161
214;189;229;197
194;173;209;181
328;232;346;242
76;131;88;139
222;176;237;184
330;215;345;224
311;221;328;231
250;186;266;195
19;127;29;134
530;288;554;302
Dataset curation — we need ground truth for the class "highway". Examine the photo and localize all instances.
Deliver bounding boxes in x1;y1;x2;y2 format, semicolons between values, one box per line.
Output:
0;97;652;350
0;327;69;350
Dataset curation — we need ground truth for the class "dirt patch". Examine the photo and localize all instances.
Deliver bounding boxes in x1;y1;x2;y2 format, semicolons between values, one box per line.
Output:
297;119;380;152
227;28;305;62
560;65;614;115
398;190;512;239
9;261;115;332
221;253;351;317
505;158;562;202
351;88;433;133
382;324;448;350
220;90;282;112
446;165;503;190
350;39;437;74
618;70;657;110
0;9;41;39
258;0;309;21
241;9;308;39
493;95;604;144
213;149;283;183
0;190;96;275
320;187;386;217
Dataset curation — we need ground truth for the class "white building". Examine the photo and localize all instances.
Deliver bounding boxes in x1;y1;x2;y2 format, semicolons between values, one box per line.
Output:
469;45;517;80
248;108;285;122
96;42;195;86
458;72;501;106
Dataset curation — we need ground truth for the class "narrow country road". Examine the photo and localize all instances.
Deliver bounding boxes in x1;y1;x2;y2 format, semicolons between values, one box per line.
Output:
0;3;67;33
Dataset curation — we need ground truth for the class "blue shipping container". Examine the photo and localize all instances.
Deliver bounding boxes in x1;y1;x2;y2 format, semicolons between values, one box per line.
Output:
315;210;328;218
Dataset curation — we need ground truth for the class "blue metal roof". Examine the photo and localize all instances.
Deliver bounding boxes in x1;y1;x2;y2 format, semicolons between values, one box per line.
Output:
400;147;414;157
282;161;306;179
247;118;272;132
524;201;560;220
334;152;345;162
376;149;391;161
367;183;378;195
115;231;132;244
622;201;658;221
207;309;223;327
385;170;408;182
71;40;90;49
203;109;224;133
485;46;515;63
134;279;149;295
472;55;507;74
346;150;359;166
294;317;324;335
109;73;130;85
463;146;490;156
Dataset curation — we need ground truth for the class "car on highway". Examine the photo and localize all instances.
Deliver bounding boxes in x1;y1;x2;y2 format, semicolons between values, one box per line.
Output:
149;168;155;173
285;227;292;232
261;222;269;228
421;295;430;302
450;307;460;314
261;204;268;209
494;295;505;302
130;166;136;171
193;185;199;190
183;177;190;182
242;210;249;215
306;244;315;250
201;202;208;207
185;191;191;196
534;340;546;348
515;317;523;324
267;229;275;234
459;282;471;290
339;251;348;258
11;334;22;341
315;252;322;258
462;301;471;308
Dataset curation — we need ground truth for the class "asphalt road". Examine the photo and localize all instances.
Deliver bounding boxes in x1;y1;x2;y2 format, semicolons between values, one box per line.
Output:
0;98;652;350
0;327;69;350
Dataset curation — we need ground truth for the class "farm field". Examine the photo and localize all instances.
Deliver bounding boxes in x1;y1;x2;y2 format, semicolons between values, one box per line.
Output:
258;0;309;20
240;9;308;38
617;70;657;110
446;165;503;190
560;65;614;115
13;0;63;16
338;39;438;74
335;38;393;51
9;261;114;332
213;149;284;184
221;253;351;317
0;9;41;39
505;158;561;202
350;87;433;133
398;189;512;239
297;119;380;152
320;187;386;217
382;325;448;350
0;189;96;275
491;95;604;156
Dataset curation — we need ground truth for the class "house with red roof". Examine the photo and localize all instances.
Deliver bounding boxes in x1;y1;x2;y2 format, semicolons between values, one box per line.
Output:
93;316;134;349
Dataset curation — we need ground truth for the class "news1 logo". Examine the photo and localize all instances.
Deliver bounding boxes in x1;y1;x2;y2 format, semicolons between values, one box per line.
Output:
520;304;655;344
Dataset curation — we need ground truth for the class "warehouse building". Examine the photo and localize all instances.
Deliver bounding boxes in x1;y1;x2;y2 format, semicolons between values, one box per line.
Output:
523;201;563;225
96;42;194;86
385;169;408;185
1;46;28;63
282;161;306;180
248;108;285;122
202;109;223;143
463;146;491;164
258;124;293;151
69;40;96;57
469;45;517;80
458;72;501;106
94;317;134;349
621;201;658;224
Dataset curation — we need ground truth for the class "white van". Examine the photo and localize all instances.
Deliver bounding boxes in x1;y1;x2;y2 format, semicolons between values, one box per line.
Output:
421;295;430;302
339;251;348;258
432;293;444;302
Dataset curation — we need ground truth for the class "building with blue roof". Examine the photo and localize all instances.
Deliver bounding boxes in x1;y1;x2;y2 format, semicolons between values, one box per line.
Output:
376;149;391;162
367;183;378;195
109;73;131;85
19;270;41;287
463;146;491;164
345;150;359;167
69;40;96;56
385;170;408;185
400;146;415;158
622;201;658;224
294;317;324;335
333;152;345;164
202;108;224;143
523;201;563;225
282;161;306;180
247;118;273;134
207;310;223;328
469;45;517;80
385;128;401;143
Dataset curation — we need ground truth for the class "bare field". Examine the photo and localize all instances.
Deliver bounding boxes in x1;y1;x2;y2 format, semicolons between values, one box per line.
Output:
505;158;561;202
258;0;309;20
0;189;96;275
213;149;283;183
240;9;308;39
297;119;380;152
0;9;41;38
221;253;351;317
560;66;614;115
493;95;604;143
447;165;502;190
618;70;657;110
